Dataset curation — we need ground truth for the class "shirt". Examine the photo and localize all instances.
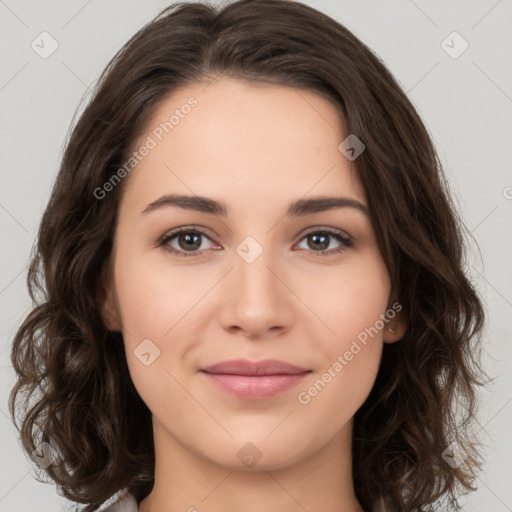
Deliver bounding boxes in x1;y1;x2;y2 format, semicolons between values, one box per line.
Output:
95;488;138;512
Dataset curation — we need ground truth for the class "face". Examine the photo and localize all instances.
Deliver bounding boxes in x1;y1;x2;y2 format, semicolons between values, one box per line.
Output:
103;76;405;471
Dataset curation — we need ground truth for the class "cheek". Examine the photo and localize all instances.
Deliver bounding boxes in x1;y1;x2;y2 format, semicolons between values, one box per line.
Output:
114;263;193;417
312;254;390;346
294;265;389;434
111;247;213;399
303;255;390;396
113;246;202;340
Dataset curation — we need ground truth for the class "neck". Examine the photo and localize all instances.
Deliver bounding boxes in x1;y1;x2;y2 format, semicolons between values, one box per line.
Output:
138;418;364;512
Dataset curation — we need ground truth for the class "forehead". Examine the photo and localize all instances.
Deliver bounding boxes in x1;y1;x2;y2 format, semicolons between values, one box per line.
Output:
123;77;366;212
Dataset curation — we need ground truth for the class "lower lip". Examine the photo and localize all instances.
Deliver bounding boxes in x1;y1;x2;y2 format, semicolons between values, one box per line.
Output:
201;372;310;400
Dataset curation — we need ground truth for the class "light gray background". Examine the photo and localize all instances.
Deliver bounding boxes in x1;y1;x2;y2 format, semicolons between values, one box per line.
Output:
1;1;511;511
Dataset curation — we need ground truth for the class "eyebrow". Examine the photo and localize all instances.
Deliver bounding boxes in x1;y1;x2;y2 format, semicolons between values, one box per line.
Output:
141;194;369;218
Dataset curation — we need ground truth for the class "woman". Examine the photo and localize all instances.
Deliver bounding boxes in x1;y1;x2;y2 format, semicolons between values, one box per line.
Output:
9;1;486;511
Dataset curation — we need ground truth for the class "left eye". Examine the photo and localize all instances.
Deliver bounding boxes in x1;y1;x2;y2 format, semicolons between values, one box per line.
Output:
158;227;353;257
295;229;353;255
158;228;216;257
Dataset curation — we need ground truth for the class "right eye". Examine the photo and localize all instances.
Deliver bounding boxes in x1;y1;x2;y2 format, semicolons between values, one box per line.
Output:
157;227;219;257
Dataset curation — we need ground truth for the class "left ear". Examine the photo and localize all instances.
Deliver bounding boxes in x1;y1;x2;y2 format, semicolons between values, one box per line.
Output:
97;262;123;332
383;300;407;344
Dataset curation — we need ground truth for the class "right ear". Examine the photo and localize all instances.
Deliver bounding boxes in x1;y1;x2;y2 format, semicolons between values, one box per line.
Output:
98;265;122;332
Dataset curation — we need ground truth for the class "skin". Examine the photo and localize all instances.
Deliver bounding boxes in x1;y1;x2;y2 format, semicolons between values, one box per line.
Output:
102;76;406;512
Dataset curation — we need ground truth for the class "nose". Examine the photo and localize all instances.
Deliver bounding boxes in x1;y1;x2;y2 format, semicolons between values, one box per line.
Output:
218;241;295;340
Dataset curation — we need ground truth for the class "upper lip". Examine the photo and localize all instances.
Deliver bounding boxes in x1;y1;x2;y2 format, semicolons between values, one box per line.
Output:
201;359;311;376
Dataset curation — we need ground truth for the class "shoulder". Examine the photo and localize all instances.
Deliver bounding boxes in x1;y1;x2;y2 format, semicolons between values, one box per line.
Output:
94;488;138;512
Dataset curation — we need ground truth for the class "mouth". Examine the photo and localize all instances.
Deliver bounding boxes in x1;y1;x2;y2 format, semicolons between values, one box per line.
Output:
200;359;312;400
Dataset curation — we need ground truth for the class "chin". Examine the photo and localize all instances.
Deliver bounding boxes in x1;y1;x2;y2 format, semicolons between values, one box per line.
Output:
196;432;314;472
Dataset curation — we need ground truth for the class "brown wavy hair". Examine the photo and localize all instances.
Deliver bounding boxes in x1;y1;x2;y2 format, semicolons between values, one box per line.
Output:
9;1;487;511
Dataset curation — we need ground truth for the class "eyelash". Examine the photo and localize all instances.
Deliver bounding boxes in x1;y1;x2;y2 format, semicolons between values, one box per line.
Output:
157;225;354;258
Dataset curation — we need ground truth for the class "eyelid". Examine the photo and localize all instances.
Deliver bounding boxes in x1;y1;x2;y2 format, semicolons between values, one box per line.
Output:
299;225;352;241
157;225;213;245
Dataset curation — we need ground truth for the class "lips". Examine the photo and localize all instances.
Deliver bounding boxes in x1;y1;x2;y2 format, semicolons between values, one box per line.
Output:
201;358;310;376
200;359;311;399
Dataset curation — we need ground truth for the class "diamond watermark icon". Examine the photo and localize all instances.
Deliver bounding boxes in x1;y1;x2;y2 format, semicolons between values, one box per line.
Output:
338;134;365;161
237;442;263;468
32;442;59;469
31;31;59;59
441;31;469;59
236;236;263;264
134;338;161;366
441;441;469;468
